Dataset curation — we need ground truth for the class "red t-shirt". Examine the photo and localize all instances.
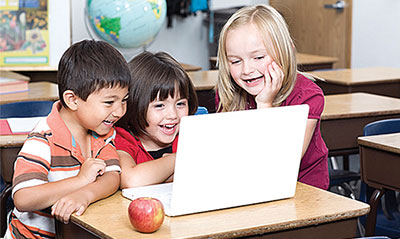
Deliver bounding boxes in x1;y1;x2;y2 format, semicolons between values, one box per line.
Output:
215;74;329;190
114;126;178;164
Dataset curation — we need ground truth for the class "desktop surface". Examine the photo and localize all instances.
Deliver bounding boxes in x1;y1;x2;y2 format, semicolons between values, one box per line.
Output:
61;183;369;239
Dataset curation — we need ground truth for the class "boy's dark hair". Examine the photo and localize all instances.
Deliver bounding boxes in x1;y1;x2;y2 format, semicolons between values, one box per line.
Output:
120;51;198;137
57;40;131;107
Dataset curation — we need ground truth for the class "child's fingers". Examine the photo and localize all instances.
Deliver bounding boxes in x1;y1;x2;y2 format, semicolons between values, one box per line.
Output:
269;62;283;89
57;202;73;223
94;158;106;176
97;167;105;176
51;202;58;216
94;158;106;166
264;65;272;87
269;62;280;80
75;205;86;216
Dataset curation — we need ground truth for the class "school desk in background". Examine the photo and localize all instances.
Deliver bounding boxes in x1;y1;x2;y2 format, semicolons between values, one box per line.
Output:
0;71;30;95
209;52;338;71
0;81;58;105
311;67;400;98
321;93;400;170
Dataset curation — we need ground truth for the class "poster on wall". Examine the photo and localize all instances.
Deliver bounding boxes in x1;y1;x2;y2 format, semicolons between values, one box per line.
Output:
0;0;49;66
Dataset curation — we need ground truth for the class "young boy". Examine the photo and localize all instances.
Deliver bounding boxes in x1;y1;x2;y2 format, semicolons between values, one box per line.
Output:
4;40;131;239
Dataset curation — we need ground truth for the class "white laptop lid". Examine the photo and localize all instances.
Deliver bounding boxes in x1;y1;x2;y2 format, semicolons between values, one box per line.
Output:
168;104;309;216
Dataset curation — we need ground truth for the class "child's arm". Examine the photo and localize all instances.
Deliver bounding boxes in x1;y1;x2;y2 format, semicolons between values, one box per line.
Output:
13;158;106;212
118;150;175;189
51;170;120;223
302;119;318;157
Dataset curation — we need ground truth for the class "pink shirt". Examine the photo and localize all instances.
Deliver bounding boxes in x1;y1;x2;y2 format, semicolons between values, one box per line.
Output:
215;74;329;190
280;74;329;190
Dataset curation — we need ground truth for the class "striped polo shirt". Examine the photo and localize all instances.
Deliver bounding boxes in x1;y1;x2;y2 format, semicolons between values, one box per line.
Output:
7;101;121;239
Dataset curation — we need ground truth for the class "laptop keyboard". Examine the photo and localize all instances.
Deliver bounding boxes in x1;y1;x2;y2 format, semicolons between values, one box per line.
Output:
157;192;172;209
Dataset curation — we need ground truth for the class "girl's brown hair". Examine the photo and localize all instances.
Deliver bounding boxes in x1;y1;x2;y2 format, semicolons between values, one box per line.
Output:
119;51;198;137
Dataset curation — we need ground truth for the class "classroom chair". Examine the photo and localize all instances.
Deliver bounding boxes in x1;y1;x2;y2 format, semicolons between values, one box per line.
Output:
328;159;360;199
360;118;400;238
0;100;53;118
0;100;54;236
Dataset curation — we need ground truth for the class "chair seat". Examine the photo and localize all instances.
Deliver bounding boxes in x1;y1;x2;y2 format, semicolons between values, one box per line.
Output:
329;170;360;186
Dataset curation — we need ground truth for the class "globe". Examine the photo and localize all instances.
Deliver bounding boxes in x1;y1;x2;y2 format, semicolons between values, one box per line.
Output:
86;0;166;49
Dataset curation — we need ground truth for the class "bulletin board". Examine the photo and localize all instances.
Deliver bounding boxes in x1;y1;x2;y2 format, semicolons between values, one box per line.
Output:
0;0;71;68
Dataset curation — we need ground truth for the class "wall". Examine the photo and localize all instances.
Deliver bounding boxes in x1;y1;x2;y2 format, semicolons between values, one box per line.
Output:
351;0;400;68
49;0;70;67
71;0;210;70
71;0;400;70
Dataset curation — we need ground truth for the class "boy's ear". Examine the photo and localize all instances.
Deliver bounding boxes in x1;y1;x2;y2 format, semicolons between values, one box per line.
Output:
63;90;79;111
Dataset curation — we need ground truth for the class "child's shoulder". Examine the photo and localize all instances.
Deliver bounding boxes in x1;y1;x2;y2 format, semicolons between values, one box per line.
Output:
292;73;324;97
283;73;324;107
114;127;139;145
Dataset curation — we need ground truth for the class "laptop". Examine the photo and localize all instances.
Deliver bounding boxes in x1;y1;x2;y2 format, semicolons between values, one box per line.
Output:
122;104;309;216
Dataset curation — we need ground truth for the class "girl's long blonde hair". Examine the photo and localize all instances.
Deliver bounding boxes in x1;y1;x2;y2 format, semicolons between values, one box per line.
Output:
216;4;297;112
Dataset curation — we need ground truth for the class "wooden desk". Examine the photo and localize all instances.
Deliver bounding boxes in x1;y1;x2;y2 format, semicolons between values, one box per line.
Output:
188;70;217;91
311;67;400;98
296;53;338;71
188;70;218;113
0;63;202;84
56;183;369;239
0;66;58;83
358;133;400;192
321;93;400;160
0;134;27;181
209;53;338;71
0;135;25;182
0;82;58;105
180;63;202;72
358;133;400;235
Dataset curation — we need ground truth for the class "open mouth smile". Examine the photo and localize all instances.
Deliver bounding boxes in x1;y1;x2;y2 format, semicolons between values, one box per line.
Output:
243;75;263;85
103;119;116;126
160;123;178;135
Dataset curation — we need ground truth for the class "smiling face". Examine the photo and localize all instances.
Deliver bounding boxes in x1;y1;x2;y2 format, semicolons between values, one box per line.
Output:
75;86;129;136
226;23;274;96
140;91;189;151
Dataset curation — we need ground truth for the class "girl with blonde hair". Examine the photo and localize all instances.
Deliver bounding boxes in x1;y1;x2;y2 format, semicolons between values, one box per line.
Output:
215;4;329;189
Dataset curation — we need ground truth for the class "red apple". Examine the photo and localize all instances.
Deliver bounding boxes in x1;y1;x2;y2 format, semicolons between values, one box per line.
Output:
128;197;165;233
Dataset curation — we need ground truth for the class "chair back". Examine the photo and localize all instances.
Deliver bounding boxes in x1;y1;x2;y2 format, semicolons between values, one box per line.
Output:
0;101;53;119
194;106;209;115
363;118;400;136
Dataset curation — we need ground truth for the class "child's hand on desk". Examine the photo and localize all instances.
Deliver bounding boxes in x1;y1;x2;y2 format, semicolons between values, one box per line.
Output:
51;190;89;224
255;61;284;108
77;158;106;185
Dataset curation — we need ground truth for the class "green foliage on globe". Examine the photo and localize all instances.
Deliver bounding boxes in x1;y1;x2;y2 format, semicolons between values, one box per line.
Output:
86;0;166;49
